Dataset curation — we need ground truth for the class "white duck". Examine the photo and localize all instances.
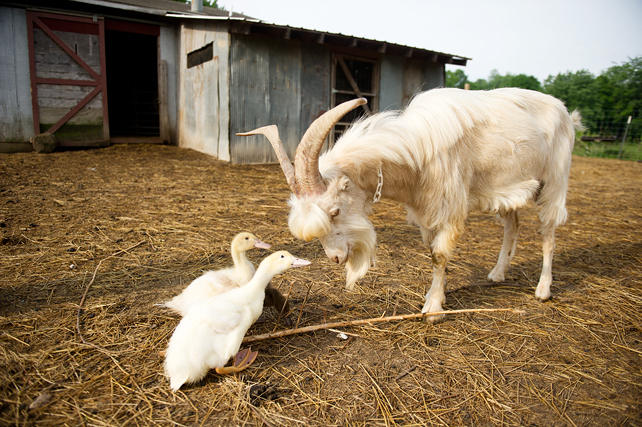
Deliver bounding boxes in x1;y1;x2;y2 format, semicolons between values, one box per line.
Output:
164;251;311;391
160;232;271;316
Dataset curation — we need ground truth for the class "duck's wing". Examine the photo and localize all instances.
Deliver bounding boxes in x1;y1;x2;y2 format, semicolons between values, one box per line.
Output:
188;299;246;334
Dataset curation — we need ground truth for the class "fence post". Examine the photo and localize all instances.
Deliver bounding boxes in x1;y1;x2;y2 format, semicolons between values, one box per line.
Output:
617;115;633;160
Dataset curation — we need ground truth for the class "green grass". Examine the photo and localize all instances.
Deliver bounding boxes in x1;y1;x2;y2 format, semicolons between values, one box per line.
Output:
573;138;642;161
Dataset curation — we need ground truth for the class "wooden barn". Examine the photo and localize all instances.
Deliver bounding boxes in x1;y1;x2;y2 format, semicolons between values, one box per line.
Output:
0;0;468;163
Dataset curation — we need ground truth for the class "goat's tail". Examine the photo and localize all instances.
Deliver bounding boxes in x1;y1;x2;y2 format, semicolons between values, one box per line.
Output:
570;110;586;132
536;107;579;228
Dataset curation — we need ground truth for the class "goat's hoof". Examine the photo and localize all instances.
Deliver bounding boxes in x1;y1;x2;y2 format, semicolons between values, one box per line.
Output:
534;293;551;302
535;279;552;301
422;300;445;324
423;312;446;324
487;267;505;282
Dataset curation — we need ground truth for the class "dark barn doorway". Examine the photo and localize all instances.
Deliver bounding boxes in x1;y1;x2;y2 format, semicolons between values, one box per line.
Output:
105;21;160;142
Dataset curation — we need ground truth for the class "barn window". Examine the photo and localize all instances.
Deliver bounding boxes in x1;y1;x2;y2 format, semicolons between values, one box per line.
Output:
331;54;379;143
187;42;213;68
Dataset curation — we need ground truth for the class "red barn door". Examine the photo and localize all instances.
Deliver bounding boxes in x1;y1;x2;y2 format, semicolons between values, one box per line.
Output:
26;11;109;146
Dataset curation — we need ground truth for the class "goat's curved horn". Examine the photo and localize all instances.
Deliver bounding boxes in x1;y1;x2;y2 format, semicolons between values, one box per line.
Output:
295;98;367;196
237;125;298;193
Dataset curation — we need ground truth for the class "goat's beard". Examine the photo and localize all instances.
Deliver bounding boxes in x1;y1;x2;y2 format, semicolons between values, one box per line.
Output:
342;218;377;291
288;194;377;290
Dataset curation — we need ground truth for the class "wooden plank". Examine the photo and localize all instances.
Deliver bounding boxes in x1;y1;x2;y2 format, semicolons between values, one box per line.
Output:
35;78;99;85
158;60;170;144
177;20;225;156
0;7;33;141
26;12;40;136
97;17;108;140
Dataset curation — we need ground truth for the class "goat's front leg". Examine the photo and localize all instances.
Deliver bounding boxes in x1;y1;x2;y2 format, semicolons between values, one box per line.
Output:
488;210;519;282
422;226;459;324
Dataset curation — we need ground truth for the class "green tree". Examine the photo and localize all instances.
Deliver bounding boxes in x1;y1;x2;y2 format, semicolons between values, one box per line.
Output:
446;69;468;88
543;70;601;115
469;78;490;90
600;56;642;116
486;70;543;91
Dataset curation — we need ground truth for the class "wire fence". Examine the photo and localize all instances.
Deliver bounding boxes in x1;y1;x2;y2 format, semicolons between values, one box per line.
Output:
574;110;642;161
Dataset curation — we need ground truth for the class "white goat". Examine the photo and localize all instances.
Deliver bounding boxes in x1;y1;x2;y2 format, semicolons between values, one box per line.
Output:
240;88;583;323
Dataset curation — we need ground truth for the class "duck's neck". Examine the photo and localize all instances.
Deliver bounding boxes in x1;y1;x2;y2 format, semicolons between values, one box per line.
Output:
231;246;248;267
232;247;254;279
244;264;279;293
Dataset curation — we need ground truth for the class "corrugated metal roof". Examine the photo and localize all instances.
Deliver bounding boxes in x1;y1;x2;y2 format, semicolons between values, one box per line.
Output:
65;0;468;64
229;21;469;65
69;0;257;19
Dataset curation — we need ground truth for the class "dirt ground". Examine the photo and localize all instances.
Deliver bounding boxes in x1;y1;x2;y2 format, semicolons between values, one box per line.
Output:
0;143;641;426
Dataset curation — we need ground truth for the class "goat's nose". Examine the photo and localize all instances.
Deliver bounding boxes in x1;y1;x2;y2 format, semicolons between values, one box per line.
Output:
333;256;340;264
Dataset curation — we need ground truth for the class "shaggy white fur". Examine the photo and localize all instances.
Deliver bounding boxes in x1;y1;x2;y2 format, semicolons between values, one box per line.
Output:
268;88;583;321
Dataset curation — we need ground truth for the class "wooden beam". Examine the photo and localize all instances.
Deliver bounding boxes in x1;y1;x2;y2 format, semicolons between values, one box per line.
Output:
46;85;102;134
336;56;371;115
97;17;109;140
230;22;251;35
158;60;170;144
26;12;40;136
35;78;99;86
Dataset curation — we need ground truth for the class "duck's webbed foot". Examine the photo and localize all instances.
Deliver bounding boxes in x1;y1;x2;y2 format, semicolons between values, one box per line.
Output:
215;348;258;375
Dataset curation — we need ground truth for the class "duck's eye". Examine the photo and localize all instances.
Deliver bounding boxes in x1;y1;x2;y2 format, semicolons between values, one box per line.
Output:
330;209;339;218
280;255;285;259
245;237;249;240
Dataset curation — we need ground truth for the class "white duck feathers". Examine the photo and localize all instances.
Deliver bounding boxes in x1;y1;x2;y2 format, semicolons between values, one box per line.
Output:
164;251;311;391
161;232;270;316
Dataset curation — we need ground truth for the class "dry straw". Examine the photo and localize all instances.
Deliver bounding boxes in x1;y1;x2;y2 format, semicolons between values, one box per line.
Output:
0;145;641;426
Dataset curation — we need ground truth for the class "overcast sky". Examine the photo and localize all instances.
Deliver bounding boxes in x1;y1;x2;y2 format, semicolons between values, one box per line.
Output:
219;0;642;83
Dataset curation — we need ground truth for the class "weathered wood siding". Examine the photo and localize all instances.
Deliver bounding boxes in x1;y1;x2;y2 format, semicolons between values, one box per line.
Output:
177;20;230;160
300;44;331;141
379;55;404;111
230;35;303;164
0;7;34;145
402;58;443;106
159;25;178;145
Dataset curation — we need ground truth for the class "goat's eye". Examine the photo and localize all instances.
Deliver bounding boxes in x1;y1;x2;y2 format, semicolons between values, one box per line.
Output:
330;209;340;218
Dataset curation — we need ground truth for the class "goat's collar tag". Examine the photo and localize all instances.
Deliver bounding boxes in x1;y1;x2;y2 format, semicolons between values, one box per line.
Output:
373;166;383;204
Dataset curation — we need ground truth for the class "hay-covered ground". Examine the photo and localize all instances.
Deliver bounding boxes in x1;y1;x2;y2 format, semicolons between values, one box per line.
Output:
0;144;641;426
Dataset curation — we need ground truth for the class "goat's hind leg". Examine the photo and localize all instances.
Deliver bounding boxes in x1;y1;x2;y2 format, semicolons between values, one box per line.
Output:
535;221;556;301
488;210;519;282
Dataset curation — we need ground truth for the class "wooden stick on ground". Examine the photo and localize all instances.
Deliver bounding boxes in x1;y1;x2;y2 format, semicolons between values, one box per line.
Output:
243;307;526;344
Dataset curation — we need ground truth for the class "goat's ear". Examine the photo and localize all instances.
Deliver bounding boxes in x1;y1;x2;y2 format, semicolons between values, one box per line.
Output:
339;176;350;191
